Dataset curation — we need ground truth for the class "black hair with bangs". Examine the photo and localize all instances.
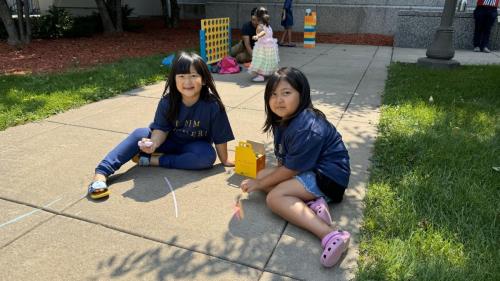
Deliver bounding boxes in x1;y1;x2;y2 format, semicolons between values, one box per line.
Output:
162;51;225;123
263;67;326;133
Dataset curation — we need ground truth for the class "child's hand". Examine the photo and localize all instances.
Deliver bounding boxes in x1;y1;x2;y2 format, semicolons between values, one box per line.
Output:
222;159;235;167
240;178;261;193
138;138;155;154
252;35;258;41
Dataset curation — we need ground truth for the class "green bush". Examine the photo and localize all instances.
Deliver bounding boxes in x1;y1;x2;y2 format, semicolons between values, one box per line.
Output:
63;14;102;38
36;5;74;38
1;5;139;40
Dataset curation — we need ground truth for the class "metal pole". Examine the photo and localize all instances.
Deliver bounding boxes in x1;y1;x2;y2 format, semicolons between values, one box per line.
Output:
417;0;460;68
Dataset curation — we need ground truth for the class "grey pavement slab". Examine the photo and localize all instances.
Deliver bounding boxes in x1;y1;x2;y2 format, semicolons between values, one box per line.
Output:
336;121;379;200
0;43;397;281
226;108;271;151
64;95;159;134
0;199;54;248
278;43;334;57
341;103;381;126
325;45;380;59
0;215;263;280
265;199;363;281
279;53;324;69
46;94;139;125
213;76;265;109
260;272;299;281
0;121;61;152
0;125;135;210
392;47;500;65
63;166;286;269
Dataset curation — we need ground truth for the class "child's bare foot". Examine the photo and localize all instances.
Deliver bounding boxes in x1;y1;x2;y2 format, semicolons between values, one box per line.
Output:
150;155;161;166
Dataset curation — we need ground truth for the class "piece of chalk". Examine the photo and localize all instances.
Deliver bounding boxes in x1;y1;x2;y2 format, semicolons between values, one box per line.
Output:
138;141;153;147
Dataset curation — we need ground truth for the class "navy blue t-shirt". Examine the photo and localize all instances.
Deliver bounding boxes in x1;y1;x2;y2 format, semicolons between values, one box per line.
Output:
273;109;350;188
150;96;234;145
241;21;256;49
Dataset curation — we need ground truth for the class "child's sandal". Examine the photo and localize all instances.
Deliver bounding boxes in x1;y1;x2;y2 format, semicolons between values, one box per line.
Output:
87;181;110;199
320;230;350;267
306;197;332;225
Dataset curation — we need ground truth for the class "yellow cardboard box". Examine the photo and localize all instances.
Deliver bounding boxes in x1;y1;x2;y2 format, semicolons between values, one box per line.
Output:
235;140;266;178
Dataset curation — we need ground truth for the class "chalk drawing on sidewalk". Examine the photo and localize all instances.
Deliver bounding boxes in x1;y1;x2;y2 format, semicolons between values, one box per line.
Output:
164;177;178;218
0;197;62;229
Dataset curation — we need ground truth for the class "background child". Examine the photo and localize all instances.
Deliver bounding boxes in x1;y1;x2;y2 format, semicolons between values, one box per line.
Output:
240;67;351;267
88;51;235;199
473;0;499;53
248;7;280;82
279;0;295;47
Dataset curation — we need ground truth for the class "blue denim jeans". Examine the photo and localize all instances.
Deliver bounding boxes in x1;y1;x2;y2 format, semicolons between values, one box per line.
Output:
95;128;216;176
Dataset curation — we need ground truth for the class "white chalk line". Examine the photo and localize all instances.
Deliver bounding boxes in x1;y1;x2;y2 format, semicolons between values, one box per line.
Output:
164;177;178;218
0;197;62;229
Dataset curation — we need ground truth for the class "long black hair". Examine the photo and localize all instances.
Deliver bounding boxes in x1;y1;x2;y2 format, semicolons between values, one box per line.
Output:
162;51;225;123
263;67;326;133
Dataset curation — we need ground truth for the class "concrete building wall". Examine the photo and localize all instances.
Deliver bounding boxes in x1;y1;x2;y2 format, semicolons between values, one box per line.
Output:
205;0;466;35
204;0;498;50
395;10;499;50
33;1;500;50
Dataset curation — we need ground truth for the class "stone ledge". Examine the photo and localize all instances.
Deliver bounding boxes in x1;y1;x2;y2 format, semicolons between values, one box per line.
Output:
395;10;499;50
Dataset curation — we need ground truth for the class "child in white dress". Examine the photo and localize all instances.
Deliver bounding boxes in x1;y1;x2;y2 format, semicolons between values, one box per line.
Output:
249;7;280;82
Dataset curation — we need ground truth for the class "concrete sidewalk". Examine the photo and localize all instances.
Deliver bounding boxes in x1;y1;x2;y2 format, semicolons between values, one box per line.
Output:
0;45;497;281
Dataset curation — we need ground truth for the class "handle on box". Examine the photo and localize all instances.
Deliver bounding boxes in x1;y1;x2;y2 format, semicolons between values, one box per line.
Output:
238;141;253;149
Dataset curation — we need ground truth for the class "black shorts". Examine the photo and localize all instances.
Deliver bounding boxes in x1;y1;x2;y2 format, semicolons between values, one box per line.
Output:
315;171;347;203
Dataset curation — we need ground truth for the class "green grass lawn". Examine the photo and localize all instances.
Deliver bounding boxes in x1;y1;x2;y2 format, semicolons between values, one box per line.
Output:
0;54;170;131
358;63;499;281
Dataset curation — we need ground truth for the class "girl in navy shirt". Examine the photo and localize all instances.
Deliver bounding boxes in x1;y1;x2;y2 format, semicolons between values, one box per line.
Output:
88;52;235;199
240;67;350;267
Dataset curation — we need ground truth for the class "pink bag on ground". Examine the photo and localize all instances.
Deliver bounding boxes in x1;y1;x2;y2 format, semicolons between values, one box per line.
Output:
218;56;241;74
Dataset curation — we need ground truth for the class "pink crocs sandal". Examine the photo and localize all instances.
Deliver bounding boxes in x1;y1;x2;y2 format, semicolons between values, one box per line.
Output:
320;230;350;267
306;197;332;225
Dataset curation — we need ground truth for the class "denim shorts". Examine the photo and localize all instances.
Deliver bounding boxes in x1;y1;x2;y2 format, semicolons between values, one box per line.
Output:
295;171;332;202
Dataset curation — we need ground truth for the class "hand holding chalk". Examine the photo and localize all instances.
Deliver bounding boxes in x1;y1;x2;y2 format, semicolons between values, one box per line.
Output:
138;140;153;148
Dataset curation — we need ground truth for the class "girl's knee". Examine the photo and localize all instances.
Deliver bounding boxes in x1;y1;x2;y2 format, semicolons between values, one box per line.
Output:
198;150;216;169
130;128;151;139
193;144;216;169
266;192;277;208
266;188;284;208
